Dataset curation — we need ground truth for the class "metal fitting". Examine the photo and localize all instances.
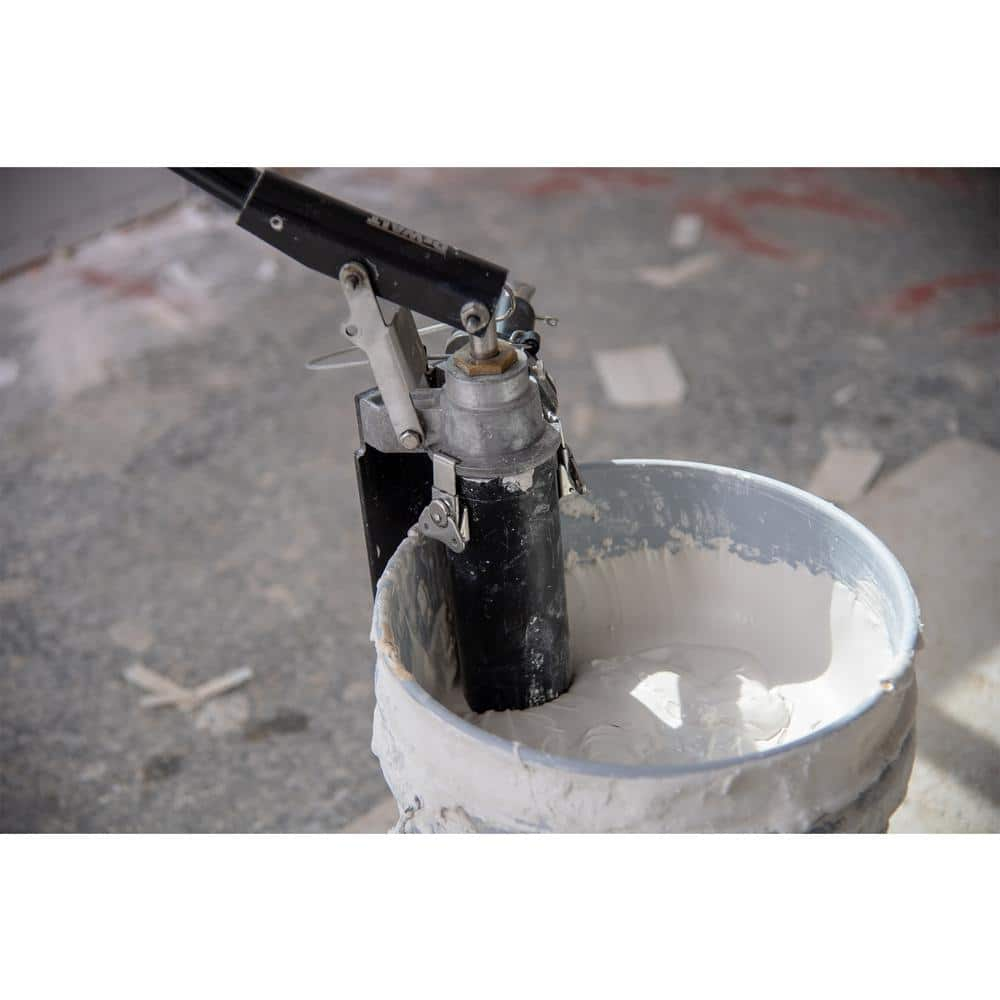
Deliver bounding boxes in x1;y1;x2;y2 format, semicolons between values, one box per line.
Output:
427;498;449;526
399;429;423;450
460;301;490;334
468;323;499;360
339;262;364;290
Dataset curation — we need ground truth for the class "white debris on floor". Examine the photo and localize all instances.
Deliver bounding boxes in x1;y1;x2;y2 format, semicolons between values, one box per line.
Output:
847;438;1000;833
123;664;253;713
594;344;687;408
808;445;883;504
0;201;266;405
669;212;703;249
832;382;858;407
0;357;20;388
635;252;719;289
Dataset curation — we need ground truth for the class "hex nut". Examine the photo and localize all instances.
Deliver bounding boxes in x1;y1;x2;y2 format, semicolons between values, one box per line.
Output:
452;341;518;376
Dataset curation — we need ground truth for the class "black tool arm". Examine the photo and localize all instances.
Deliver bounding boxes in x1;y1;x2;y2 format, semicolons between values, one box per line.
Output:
172;167;258;210
171;168;509;331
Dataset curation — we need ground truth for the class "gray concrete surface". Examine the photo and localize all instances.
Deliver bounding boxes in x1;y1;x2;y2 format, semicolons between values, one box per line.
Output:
0;169;187;276
0;168;997;832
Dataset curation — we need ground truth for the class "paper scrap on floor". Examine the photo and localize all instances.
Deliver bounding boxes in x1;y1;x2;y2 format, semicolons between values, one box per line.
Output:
594;344;687;408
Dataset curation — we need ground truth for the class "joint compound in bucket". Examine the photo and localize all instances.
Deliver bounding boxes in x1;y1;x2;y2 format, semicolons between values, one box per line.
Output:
460;545;898;767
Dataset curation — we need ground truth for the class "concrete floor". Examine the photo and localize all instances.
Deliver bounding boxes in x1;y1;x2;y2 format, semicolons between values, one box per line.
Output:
0;168;997;832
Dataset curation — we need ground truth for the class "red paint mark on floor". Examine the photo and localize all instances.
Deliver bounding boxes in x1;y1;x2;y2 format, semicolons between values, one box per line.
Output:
522;173;586;197
965;318;1000;337
681;197;797;260
682;180;892;261
732;185;892;224
885;167;975;191
767;168;827;180
520;168;672;197
76;267;193;320
881;271;1000;315
78;268;159;300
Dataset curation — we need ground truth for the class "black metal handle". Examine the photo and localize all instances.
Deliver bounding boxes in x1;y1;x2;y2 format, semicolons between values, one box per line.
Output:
171;168;509;330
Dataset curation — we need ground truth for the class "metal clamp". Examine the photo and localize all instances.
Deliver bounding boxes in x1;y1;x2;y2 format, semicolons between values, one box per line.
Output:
526;357;585;498
417;453;470;553
556;426;586;498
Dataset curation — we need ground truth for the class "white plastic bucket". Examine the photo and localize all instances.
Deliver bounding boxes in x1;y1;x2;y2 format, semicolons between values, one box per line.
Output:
370;461;921;833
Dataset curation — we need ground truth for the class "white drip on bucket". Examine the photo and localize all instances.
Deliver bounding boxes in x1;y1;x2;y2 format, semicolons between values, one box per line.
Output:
370;460;921;833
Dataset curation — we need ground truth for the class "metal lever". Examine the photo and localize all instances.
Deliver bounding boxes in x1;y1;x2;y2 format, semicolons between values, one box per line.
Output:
339;261;428;450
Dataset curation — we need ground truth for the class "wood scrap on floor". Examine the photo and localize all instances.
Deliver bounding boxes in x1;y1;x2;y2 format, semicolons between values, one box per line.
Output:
635;252;719;289
123;664;253;712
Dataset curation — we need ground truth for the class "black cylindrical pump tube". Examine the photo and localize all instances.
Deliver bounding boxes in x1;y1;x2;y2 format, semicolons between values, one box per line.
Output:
447;457;571;713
